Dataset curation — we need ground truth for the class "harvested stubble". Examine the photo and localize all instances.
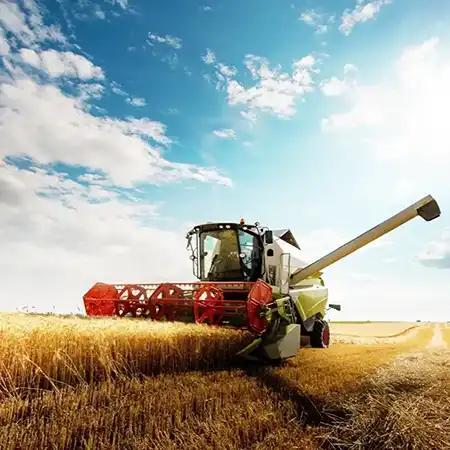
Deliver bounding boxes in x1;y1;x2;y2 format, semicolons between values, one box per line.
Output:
0;313;254;395
0;314;437;450
0;370;319;450
324;347;450;449
265;325;435;400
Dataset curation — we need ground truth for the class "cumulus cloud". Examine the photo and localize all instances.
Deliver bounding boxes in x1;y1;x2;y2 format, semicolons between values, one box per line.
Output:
213;128;236;139
202;50;318;118
0;27;10;55
299;9;335;34
0;161;193;313
148;32;182;50
320;63;357;96
112;0;128;9
127;96;146;107
416;230;450;269
340;0;392;35
201;49;238;92
202;48;216;65
226;54;318;118
20;48;105;79
0;77;231;187
0;0;66;46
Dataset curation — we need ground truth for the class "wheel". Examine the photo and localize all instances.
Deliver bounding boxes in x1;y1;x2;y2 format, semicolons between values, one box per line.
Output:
310;319;330;348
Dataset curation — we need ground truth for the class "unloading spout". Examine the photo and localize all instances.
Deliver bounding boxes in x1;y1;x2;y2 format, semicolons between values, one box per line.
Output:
290;195;441;285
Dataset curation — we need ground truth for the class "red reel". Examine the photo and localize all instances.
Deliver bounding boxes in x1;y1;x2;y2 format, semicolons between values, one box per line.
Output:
246;280;273;334
116;284;149;317
83;282;118;316
193;284;224;325
149;283;185;320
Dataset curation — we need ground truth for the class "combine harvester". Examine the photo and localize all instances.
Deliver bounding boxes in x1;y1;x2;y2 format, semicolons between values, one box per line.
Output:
83;195;440;362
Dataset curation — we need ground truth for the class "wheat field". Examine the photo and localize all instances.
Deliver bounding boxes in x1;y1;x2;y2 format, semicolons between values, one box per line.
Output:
0;313;447;450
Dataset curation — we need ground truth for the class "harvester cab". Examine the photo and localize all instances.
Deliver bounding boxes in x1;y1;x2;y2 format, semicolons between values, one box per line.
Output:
83;195;441;363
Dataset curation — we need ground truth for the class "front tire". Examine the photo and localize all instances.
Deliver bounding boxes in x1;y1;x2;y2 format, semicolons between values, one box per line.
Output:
310;319;330;348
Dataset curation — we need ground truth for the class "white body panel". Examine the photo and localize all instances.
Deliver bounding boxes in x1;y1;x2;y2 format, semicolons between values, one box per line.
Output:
264;237;322;292
274;238;312;273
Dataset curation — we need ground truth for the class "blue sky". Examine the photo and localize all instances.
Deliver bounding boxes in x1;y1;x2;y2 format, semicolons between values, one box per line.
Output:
1;0;450;321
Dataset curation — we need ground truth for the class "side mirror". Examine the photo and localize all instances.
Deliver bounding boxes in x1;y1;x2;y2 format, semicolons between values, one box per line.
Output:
329;304;341;311
265;230;274;244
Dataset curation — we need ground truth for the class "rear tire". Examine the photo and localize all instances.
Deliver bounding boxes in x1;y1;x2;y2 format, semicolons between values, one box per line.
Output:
310;319;330;348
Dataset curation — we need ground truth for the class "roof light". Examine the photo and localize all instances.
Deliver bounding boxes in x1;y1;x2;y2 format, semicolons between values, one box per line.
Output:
240;218;245;224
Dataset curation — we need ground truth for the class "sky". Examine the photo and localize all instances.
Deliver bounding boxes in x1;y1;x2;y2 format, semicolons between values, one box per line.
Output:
1;0;450;321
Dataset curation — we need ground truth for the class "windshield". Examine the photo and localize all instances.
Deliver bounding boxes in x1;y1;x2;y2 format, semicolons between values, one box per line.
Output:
200;229;242;281
199;228;263;282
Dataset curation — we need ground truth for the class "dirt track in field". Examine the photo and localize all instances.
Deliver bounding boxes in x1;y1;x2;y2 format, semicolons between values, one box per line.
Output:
426;324;447;348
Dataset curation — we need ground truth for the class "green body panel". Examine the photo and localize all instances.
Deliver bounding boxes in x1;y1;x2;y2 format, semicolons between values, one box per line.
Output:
291;285;329;322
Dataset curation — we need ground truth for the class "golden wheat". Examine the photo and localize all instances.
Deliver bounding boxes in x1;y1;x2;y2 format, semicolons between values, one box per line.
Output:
0;314;438;450
0;314;442;449
0;313;253;395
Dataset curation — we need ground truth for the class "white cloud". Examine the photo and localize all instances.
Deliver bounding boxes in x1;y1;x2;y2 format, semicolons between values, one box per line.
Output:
0;0;67;47
94;8;106;19
0;27;10;55
299;9;335;34
20;48;104;79
321;77;347;96
217;62;237;78
202;48;216;65
148;32;182;50
321;37;450;170
127;96;146;107
201;49;238;92
113;0;128;9
320;63;357;96
111;81;128;96
213;128;236;139
0;77;231;187
0;161;194;314
226;54;318;118
340;0;392;35
416;230;450;269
